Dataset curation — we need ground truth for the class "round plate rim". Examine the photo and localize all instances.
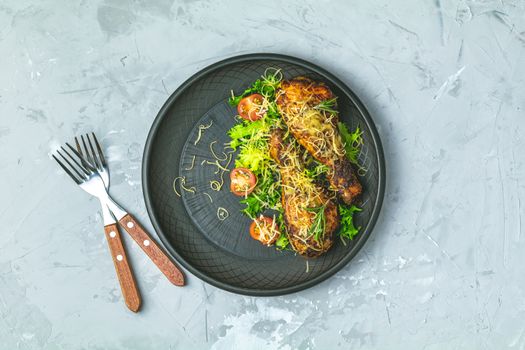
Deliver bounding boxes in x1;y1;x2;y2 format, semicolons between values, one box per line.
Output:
142;53;386;296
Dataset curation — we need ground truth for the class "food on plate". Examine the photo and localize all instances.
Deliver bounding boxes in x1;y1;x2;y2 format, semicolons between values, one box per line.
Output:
249;215;281;245
225;69;364;257
237;94;265;121
230;167;257;196
276;77;362;205
269;128;338;257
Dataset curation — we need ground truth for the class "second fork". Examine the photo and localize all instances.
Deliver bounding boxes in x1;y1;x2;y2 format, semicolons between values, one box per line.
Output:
76;134;141;312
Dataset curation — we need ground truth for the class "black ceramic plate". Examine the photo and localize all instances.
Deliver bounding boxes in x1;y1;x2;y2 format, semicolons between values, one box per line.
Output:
142;53;385;296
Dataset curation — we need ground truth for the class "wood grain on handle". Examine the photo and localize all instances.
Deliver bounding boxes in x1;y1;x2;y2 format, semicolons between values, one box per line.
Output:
103;223;142;312
119;214;185;286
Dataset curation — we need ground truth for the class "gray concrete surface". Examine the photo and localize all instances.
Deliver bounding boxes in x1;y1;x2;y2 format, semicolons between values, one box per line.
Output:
1;0;525;349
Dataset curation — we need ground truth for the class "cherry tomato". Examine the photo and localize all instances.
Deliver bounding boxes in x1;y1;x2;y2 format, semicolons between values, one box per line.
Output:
230;167;257;196
237;94;265;121
249;216;281;245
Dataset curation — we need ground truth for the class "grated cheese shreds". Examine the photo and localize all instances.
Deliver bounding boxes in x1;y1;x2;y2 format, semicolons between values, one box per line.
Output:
173;176;196;197
209;153;233;191
217;207;229;220
202;192;213;203
194;120;213;146
209;141;227;161
184;155;196;171
279;88;346;166
253;214;280;246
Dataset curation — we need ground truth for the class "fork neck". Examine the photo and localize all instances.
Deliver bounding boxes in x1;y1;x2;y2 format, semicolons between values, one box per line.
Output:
99;193;128;221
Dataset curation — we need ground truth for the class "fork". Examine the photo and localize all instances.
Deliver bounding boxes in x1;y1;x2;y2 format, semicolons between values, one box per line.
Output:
74;134;141;312
53;137;185;292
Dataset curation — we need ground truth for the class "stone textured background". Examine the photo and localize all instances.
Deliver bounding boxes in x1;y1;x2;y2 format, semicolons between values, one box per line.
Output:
1;0;524;349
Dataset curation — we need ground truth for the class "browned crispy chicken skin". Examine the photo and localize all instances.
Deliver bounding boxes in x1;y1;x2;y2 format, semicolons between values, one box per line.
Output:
276;77;362;204
269;129;339;257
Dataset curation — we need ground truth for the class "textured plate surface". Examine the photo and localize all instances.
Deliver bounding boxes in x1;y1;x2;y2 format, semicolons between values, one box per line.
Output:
142;53;385;296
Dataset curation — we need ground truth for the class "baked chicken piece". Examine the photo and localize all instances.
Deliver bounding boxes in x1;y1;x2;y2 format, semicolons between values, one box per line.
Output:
269;128;339;257
276;77;362;204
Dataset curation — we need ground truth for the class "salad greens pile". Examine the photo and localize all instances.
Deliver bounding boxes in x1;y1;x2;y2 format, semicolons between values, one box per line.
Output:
227;69;364;249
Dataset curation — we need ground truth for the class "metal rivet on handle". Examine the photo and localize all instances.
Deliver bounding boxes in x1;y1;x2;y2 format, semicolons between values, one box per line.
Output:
143;240;150;247
127;221;134;228
109;231;116;238
116;255;123;261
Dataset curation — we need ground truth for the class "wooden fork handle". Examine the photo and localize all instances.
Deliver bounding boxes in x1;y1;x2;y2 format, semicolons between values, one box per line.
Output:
119;214;185;286
103;223;141;312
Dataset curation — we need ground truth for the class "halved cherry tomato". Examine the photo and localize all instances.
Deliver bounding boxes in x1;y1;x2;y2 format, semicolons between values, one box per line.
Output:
249;216;281;245
237;94;265;121
230;167;257;196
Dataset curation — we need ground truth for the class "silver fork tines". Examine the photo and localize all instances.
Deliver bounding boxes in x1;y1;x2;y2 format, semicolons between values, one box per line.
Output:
75;136;89;170
54;134;127;220
87;133;107;168
53;143;97;183
91;133;107;167
75;133;106;172
53;144;92;184
75;133;110;188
